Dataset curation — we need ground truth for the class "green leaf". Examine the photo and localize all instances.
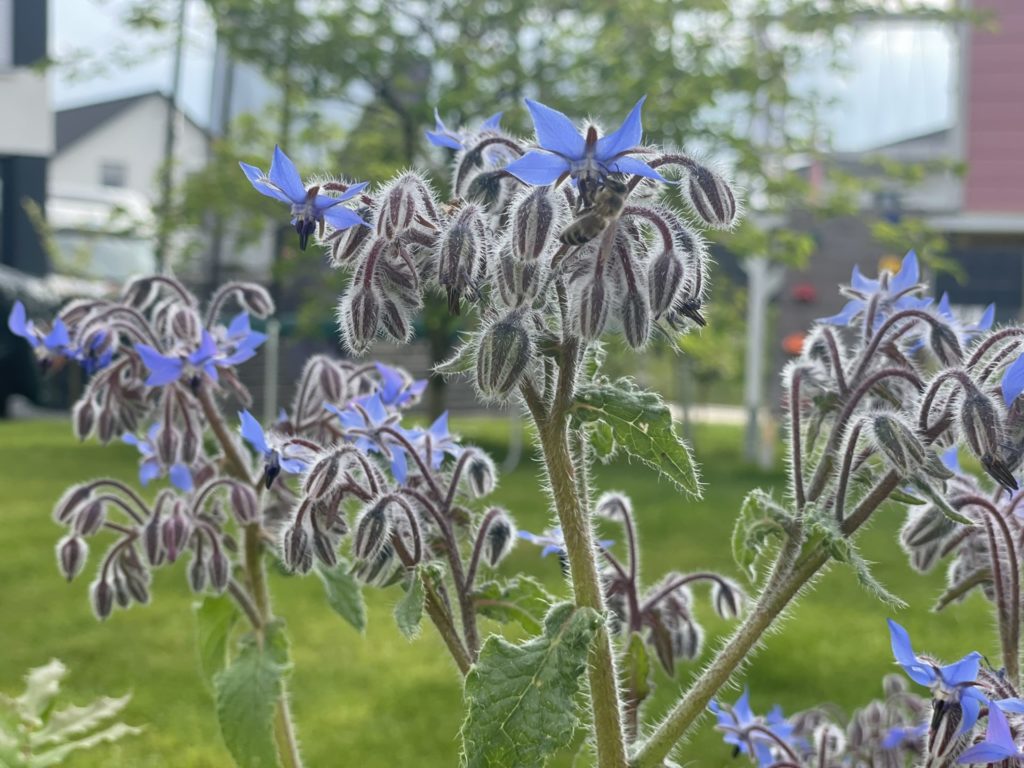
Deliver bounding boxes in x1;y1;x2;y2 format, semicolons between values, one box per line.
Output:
569;378;701;497
461;602;601;768
214;622;290;768
318;559;367;633
31;695;132;748
395;570;425;640
29;723;143;768
435;336;478;377
623;632;651;707
195;595;240;687
731;489;793;581
472;576;553;635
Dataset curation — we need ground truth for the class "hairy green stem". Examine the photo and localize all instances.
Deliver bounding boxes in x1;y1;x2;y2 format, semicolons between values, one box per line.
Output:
423;572;473;675
527;342;628;768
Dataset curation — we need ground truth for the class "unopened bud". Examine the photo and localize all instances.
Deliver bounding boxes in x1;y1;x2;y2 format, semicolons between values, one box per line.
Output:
305;454;340;500
476;312;534;398
464;452;497;498
438;205;485;314
870;414;927;475
482;509;515;568
208;547;230;593
960;388;1003;463
111;570;131;608
170;307;201;342
91;578;114;620
494;245;543;308
144;510;165;566
672;619;703;662
510;188;557;261
647;248;685;318
312;527;338;568
239;285;274;318
341;287;381;355
376;175;421;238
595;492;631;520
354;542;399;586
122;276;159;309
901;506;956;549
318;360;344;402
620;290;651;349
282;523;313;574
156;426;178;466
711;579;743;620
684;165;737;229
123;568;150;604
380;296;413;343
813;723;846;757
575;278;610;340
328;210;372;265
161;508;189;563
354;498;392;561
73;399;95;440
55;484;92;524
74;500;105;536
230;484;258;525
57;535;88;581
930;323;963;366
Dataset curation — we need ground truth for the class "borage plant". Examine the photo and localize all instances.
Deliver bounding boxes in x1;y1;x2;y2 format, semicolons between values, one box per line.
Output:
17;96;1017;768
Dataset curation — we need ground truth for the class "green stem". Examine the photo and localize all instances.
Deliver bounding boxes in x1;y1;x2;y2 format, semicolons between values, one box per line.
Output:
527;342;628;768
423;572;473;675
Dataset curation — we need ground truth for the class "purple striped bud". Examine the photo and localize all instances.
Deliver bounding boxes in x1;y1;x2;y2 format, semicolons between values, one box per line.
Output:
684;165;737;229
57;535;87;581
465;452;497;498
181;422;201;464
354;542;399;586
54;485;91;524
437;204;486;314
327;207;372;266
240;285;275;318
318;360;344;402
380;296;413;343
575;278;610;340
90;578;114;620
156;426;178;466
304;454;340;500
208;547;230;593
74;500;105;536
494;245;543;309
230;484;258;525
476;312;534;398
672;619;703;661
188;549;207;593
620;289;651;349
282;523;313;574
340;287;381;355
482;509;515;568
311;526;338;568
960;389;1004;474
144;510;165;566
170;307;201;342
354;498;392;561
161;508;189;563
510;188;558;261
73;399;95;440
97;409;115;443
123;567;150;604
376;175;422;238
930;323;963;366
647;248;685;318
123;276;160;309
711;578;744;620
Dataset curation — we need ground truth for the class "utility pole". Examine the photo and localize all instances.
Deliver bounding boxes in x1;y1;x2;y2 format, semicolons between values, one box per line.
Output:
154;0;188;273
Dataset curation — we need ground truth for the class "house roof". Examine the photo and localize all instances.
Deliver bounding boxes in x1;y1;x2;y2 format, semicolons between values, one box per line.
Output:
56;91;206;151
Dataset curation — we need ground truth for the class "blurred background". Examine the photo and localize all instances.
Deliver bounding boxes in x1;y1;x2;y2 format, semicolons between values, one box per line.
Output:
1;0;1023;765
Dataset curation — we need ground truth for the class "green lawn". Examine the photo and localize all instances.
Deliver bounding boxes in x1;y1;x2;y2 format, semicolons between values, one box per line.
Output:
0;418;992;767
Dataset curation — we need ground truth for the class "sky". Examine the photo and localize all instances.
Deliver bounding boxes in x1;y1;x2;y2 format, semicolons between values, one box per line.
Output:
51;0;956;152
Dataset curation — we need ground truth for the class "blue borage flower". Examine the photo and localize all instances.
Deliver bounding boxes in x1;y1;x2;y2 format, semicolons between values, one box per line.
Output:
881;721;927;750
936;292;994;347
122;423;193;492
505;97;665;197
708;688;796;767
238;410;307;489
8;300;112;374
374;363;427;408
818;251;931;328
425;109;503;151
133;312;265;388
240;146;368;250
958;703;1024;764
517;526;614;558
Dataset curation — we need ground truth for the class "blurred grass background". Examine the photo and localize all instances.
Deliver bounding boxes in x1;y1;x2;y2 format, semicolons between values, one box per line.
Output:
0;418;992;767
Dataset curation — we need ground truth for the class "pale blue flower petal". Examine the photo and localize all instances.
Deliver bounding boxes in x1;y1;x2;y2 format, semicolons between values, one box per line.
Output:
505;151;570;185
239;162;293;203
596;96;646;159
482;112;503;130
169;463;193;492
269;145;306;202
608;154;666;181
44;319;70;350
889;251;920;295
134;344;183;386
887;619;938;686
139;459;160;485
524;99;585;158
818;299;863;326
1003;354;1024;405
238;410;269;454
322;205;367;231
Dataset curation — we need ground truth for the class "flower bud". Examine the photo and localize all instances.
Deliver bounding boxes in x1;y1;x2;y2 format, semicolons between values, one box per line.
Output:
494;245;543;309
123;567;150;605
54;484;92;524
170;307;201;343
73;399;95;440
318;359;345;402
510;188;558;261
144;509;165;566
97;409;115;443
74;500;105;536
930;323;963;366
311;526;338;568
57;535;87;581
437;204;486;314
354;498;392;561
647;248;685;318
900;506;956;549
122;276;159;309
376;174;425;238
575;277;610;340
111;570;132;608
90;578;114;620
188;549;207;593
340;287;381;355
620;289;651;349
482;509;515;568
711;578;744;620
813;723;846;758
671;619;703;662
237;284;274;317
870;414;928;475
161;508;189;563
230;484;258;525
327;208;372;265
380;296;413;343
684;164;737;229
181;422;201;464
464;452;497;498
282;523;313;574
476;312;534;399
354;542;399;586
960;388;1004;465
304;454;340;500
208;547;230;593
156;425;179;467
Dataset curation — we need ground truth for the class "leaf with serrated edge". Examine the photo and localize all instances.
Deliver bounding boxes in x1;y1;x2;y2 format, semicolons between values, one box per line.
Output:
214;622;290;768
29;723;143;768
435;336;478;377
30;695;132;748
318;558;367;632
473;576;553;635
461;603;601;768
195;595;239;687
732;489;791;581
395;570;425;640
570;378;701;497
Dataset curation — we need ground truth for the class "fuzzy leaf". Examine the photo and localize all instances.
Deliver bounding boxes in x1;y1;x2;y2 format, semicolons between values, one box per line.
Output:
29;722;142;767
623;632;652;707
318;559;367;632
472;576;553;635
195;595;240;687
435;337;477;377
395;570;425;640
570;378;700;497
732;489;793;581
31;695;132;748
810;520;907;609
214;621;290;768
15;660;66;725
461;602;601;768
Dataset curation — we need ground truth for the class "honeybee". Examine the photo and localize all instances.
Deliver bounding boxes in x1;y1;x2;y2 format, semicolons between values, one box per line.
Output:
559;176;629;246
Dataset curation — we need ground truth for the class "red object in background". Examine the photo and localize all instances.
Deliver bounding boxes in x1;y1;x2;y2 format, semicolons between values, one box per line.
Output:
791;282;817;303
782;332;806;356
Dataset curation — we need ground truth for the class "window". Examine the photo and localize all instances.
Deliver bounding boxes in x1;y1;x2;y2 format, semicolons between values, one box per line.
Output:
100;162;127;188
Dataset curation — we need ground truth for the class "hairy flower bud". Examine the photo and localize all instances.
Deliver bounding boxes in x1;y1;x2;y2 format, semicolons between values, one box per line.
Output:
156;426;179;467
144;509;165;566
901;506;956;549
684;164;737;229
305;454;340;500
869;414;929;476
620;289;651;349
327;208;373;266
239;284;274;318
161;507;189;563
575;277;611;340
813;723;847;758
318;359;345;403
73;399;95;440
170;307;201;343
510;188;558;261
960;388;1006;482
122;276;160;309
930;323;963;366
74;500;105;537
207;547;230;593
282;523;313;574
57;535;87;581
376;174;432;238
671;619;703;662
90;578;114;620
711;578;744;620
464;451;497;498
188;548;207;593
54;484;92;524
476;312;533;399
340;287;381;355
354;498;393;561
494;244;543;309
379;296;413;343
437;204;486;314
311;526;338;569
482;508;515;568
647;248;685;318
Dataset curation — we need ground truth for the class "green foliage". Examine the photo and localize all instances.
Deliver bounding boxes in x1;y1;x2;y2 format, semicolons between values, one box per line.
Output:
461;603;601;768
395;569;426;640
0;660;141;767
472;575;553;635
731;489;794;582
318;559;367;633
570;377;701;497
214;621;291;768
623;632;652;706
195;595;241;687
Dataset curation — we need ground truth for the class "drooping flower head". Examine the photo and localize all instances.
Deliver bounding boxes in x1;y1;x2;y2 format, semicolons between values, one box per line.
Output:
708;688;796;766
238;410;307;488
122;423;193;492
505;97;665;203
8;301;112;374
819;251;931;329
935;292;994;347
240;146;368;250
426;109;503;151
